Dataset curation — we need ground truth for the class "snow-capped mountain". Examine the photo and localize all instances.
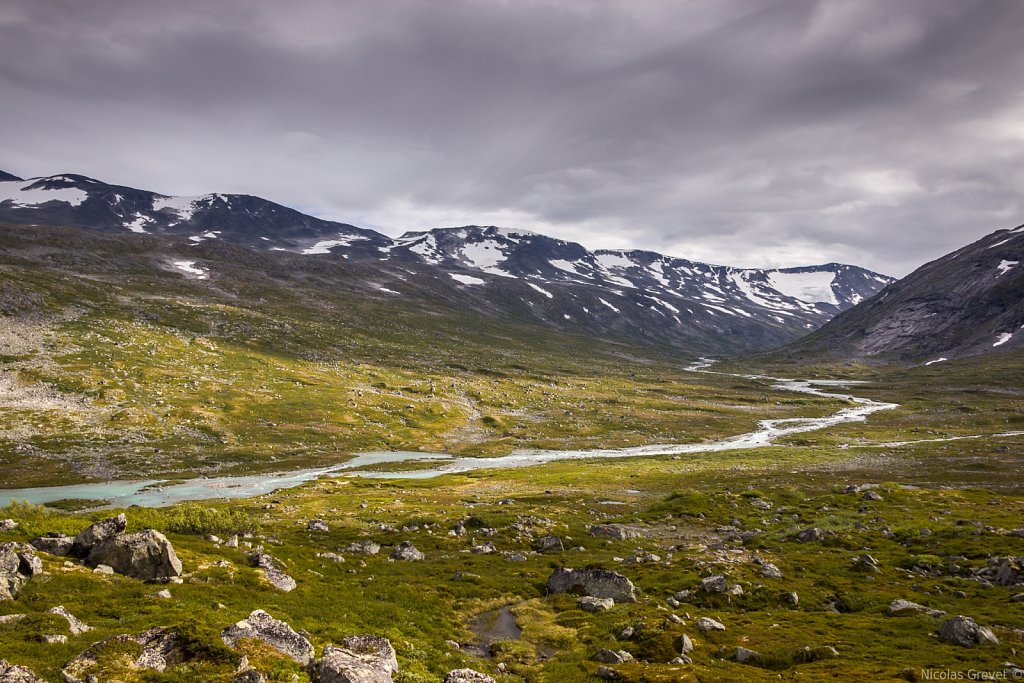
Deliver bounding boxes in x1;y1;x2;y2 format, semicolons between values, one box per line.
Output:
781;225;1024;362
0;170;894;353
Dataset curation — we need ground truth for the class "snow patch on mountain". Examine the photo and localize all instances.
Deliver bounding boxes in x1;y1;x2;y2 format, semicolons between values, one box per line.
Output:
449;273;485;286
0;179;89;207
997;260;1018;276
527;282;554;299
767;271;838;305
172;260;208;279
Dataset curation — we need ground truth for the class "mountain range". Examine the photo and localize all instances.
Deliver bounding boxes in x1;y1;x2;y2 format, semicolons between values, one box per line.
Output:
0;171;893;355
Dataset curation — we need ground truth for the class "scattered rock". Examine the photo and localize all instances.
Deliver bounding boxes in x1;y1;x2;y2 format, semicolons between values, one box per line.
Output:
579;596;615;612
42;634;67;645
695;617;726;633
625;550;661;564
796;527;833;543
937;616;999;647
670;655;692;665
1011;593;1024;603
390;541;424;561
0;614;26;624
862;491;884;502
46;606;92;635
248;550;296;592
153;589;172;599
535;535;564;554
225;535;239;548
221;610;315;665
547;568;638;603
0;520;17;532
62;627;183;682
29;534;73;557
853;554;880;573
594;649;633;664
470;541;496;555
87;529;182;580
319;635;399;683
699;575;729;593
887;599;946;618
734;646;760;663
308;519;329;533
0;658;45;682
678;634;694;654
589;525;641;541
595;666;621;680
317;552;345;563
344;540;381;556
0;543;41;601
759;563;783;579
444;669;496;683
93;564;114;575
71;514;126;558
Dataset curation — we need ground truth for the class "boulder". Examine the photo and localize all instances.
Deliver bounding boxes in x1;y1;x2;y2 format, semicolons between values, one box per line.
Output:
699;575;728;593
887;599;946;618
71;514;126;557
444;669;496;683
535;535;564;554
248;550;296;592
547;568;638;603
678;634;694;654
0;543;40;601
319;635;399;683
390;541;424;561
221;610;315;666
579;597;615;612
86;529;182;580
852;554;880;573
695;617;726;633
594;650;633;664
734;647;760;663
588;525;641;541
308;519;330;532
0;658;45;683
862;491;884;502
46;606;92;635
61;627;182;682
937;616;999;647
30;534;74;557
759;563;783;579
0;520;17;532
795;527;833;543
344;541;381;555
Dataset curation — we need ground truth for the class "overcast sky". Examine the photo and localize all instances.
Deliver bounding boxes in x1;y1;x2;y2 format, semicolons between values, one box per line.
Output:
2;1;1023;276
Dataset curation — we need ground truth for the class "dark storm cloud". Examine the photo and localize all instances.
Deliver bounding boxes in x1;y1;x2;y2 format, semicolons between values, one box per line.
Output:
1;0;1023;275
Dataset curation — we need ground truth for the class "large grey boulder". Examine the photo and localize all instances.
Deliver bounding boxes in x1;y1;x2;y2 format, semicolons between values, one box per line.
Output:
546;568;638;603
30;534;74;557
0;543;41;601
319;635;399;683
0;659;45;683
248;550;296;592
937;616;999;647
71;514;126;558
61;627;182;682
221;610;314;666
444;669;496;683
87;529;182;580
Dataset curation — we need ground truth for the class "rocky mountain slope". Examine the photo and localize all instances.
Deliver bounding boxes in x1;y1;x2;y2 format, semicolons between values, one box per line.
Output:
778;225;1024;363
0;170;893;354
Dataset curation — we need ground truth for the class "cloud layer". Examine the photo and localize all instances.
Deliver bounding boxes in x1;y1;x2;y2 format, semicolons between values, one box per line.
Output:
2;0;1023;275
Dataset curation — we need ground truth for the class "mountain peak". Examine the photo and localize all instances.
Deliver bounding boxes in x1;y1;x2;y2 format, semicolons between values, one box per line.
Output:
0;170;24;182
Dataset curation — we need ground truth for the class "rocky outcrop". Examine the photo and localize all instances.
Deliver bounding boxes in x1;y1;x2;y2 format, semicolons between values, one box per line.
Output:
0;659;45;683
546;568;638;603
937;616;999;647
248;550;296;592
221;610;314;666
86;529;182;580
319;635;399;683
0;543;41;601
61;627;183;682
71;514;126;558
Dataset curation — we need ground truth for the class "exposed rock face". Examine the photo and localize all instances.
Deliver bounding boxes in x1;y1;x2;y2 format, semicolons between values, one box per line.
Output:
546;568;638;603
30;534;73;556
61;627;182;682
319;635;399;683
887;599;946;618
248;550;296;592
937;616;999;647
71;514;126;558
221;610;315;666
0;543;41;601
588;525;641;541
390;541;424;561
47;606;92;635
86;529;182;580
0;659;45;683
444;669;496;683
